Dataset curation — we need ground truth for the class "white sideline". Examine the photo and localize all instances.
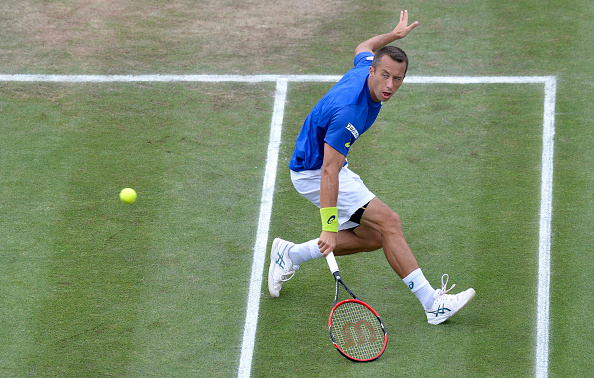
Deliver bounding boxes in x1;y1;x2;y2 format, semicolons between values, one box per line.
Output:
0;74;556;377
535;77;556;378
237;78;288;378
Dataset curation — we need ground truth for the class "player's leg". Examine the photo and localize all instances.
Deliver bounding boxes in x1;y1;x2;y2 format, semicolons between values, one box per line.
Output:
334;224;382;255
267;227;374;297
359;196;475;324
356;197;436;309
287;219;382;267
358;197;419;278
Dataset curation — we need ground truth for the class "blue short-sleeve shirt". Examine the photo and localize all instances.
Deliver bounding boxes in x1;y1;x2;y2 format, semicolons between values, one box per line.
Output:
289;52;382;171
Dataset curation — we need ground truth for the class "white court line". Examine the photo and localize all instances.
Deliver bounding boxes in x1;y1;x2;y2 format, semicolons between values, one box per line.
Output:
535;77;557;378
0;74;556;377
237;78;288;378
0;74;341;83
0;74;552;84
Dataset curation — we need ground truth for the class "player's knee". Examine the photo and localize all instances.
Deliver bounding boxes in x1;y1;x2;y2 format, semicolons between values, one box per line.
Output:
379;211;404;237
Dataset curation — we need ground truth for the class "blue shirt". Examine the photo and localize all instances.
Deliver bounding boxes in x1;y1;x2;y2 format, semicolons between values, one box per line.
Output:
289;52;382;171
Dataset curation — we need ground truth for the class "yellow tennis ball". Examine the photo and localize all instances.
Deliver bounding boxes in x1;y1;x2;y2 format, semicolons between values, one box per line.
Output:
119;188;137;204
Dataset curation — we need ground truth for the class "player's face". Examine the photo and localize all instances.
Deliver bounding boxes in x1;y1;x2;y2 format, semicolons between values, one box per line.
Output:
368;56;407;103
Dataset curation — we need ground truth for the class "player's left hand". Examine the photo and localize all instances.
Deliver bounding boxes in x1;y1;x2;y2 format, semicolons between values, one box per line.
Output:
392;10;419;40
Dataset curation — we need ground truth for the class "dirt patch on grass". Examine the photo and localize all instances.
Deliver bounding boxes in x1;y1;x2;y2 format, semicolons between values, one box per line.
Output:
29;1;123;46
8;0;346;73
191;0;341;47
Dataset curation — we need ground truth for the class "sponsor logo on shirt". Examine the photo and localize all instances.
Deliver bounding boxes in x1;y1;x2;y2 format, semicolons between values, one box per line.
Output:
346;123;359;139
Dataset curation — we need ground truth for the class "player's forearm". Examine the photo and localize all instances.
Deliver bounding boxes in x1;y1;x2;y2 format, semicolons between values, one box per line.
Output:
356;32;401;54
319;168;339;237
320;143;344;208
320;168;339;208
355;10;418;55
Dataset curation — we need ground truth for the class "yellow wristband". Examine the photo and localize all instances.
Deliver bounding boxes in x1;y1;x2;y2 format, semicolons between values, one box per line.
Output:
320;207;338;233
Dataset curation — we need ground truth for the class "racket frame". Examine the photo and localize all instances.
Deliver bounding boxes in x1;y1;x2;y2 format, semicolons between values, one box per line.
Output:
326;252;387;362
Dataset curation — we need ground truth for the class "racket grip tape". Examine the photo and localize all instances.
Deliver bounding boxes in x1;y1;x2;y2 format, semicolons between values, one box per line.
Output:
326;252;339;274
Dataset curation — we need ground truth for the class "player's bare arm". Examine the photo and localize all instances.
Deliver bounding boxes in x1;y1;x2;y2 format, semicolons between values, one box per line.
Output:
318;143;346;256
355;10;418;55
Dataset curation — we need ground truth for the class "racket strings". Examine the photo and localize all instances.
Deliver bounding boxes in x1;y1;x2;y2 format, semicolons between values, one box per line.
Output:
331;301;385;360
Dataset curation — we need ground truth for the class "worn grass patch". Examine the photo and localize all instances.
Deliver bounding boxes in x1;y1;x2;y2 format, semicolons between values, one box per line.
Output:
0;0;346;74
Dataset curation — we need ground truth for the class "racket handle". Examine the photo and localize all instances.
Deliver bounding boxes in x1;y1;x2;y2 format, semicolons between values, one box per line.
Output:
325;252;340;274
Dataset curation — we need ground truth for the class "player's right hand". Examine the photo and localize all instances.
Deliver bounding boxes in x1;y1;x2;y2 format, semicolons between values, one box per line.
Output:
319;231;337;257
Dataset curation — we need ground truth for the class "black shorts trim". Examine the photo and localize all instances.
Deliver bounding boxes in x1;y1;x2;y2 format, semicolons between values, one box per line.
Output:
348;201;370;225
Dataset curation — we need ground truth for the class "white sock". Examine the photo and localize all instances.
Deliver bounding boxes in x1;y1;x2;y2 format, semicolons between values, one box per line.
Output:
289;238;323;266
402;268;437;310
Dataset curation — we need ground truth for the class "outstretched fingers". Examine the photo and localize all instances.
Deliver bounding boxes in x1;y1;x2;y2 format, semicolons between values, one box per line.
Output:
394;10;419;39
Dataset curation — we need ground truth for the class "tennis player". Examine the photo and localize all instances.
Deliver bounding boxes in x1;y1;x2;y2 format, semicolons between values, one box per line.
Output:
268;11;475;325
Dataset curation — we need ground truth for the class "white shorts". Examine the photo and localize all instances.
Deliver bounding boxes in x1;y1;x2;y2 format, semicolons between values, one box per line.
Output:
290;166;376;231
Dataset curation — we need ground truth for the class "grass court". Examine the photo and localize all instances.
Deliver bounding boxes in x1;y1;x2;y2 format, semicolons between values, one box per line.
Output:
0;1;592;376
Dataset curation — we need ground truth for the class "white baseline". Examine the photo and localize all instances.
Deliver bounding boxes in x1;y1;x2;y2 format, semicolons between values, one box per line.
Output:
0;74;556;378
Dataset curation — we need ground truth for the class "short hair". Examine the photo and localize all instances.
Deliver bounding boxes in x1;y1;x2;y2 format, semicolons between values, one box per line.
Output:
372;46;409;75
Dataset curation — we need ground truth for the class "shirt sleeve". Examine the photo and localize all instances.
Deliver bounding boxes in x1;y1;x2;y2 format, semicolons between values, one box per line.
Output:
353;52;374;68
324;106;363;157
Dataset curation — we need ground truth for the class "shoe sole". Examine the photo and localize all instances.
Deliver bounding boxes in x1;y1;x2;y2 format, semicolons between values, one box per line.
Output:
428;288;476;325
268;238;281;298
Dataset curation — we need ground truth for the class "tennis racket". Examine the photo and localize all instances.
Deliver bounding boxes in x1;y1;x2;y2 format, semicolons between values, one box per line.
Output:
326;252;387;362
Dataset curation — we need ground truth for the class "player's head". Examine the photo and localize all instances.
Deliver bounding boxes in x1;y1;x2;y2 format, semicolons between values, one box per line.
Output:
372;46;408;75
368;46;408;103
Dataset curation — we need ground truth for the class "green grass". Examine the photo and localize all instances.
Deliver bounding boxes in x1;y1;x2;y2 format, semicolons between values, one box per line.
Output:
0;0;592;376
0;82;276;376
255;83;544;376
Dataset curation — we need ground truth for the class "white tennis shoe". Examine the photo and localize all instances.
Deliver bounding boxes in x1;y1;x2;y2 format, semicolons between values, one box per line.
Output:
426;274;475;325
268;238;296;298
